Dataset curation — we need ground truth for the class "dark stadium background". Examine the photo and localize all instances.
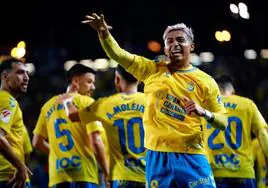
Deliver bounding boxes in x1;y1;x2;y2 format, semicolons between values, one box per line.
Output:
1;0;268;187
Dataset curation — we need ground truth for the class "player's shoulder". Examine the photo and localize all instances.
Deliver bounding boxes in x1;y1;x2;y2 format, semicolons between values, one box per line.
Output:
230;95;253;104
195;68;215;81
0;90;18;108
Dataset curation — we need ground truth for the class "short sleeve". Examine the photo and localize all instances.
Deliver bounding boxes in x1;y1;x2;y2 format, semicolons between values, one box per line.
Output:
250;100;267;134
33;107;48;138
0;97;18;134
23;127;33;154
203;78;226;113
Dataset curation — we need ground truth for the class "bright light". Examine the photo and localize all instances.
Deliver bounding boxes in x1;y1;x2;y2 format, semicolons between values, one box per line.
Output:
148;41;161;53
222;30;231;41
215;31;224;42
238;2;248;12
64;60;77;71
200;52;214;63
190;53;201;66
230;4;239;14
260;49;268;59
239;10;250;19
17;41;26;48
10;47;26;59
94;58;109;71
79;59;95;69
25;63;36;75
109;59;118;68
244;49;257;59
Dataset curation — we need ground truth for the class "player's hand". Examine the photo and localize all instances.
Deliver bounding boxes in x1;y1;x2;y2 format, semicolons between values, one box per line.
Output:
183;97;205;116
104;176;110;188
8;165;32;188
82;13;112;31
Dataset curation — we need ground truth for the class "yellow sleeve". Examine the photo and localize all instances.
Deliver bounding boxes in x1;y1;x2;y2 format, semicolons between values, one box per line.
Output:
79;98;104;125
23;127;33;154
0;98;18;134
250;100;267;135
33;108;48;138
100;34;157;81
204;78;226;113
86;121;103;134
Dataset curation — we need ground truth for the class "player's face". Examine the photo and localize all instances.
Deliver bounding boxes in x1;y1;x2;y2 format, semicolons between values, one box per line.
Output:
164;30;194;65
7;62;29;94
77;73;95;96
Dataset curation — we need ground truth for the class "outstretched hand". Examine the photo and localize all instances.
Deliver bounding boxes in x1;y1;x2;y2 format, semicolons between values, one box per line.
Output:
82;13;112;31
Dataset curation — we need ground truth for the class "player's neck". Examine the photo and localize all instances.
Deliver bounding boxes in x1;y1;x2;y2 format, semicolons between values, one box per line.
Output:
121;85;137;95
168;60;191;70
66;86;77;94
1;85;19;98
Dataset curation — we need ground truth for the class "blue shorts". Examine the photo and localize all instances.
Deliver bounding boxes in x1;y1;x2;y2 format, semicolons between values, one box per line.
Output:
215;178;256;188
146;150;216;188
52;182;98;188
0;181;31;188
110;180;145;188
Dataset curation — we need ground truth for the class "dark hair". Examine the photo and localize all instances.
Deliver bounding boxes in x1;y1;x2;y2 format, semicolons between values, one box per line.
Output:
116;65;137;84
0;57;22;75
66;64;96;84
215;75;234;90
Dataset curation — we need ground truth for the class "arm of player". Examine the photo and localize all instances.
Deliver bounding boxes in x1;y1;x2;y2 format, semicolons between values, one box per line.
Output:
82;13;133;69
0;128;32;187
32;134;50;154
89;131;110;186
82;13;156;81
257;128;268;158
183;97;227;130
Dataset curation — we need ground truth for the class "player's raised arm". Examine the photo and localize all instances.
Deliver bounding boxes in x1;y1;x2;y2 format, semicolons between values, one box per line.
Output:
82;13;156;81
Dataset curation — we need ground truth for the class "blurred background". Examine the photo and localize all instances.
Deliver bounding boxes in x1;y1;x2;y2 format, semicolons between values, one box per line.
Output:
1;0;268;187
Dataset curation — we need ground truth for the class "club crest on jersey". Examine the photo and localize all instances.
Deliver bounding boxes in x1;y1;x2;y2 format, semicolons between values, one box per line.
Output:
187;82;195;92
0;109;12;123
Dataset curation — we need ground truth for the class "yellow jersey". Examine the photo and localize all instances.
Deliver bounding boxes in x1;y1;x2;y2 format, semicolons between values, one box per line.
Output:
33;93;101;187
0;90;26;181
205;95;267;178
252;138;268;187
101;35;225;154
79;92;146;182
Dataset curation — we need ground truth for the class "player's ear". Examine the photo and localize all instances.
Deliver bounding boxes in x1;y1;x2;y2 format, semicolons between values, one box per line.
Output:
190;42;195;52
71;77;79;89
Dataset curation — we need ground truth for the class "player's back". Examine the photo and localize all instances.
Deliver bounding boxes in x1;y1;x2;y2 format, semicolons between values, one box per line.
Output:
90;92;146;182
206;94;260;178
36;93;99;186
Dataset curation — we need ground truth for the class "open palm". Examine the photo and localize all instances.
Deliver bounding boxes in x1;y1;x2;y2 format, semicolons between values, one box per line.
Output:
82;13;112;31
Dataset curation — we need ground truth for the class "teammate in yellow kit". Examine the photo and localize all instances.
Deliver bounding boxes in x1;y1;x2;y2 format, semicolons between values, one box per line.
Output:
61;65;146;188
70;13;228;187
205;75;268;187
0;57;32;188
32;64;109;188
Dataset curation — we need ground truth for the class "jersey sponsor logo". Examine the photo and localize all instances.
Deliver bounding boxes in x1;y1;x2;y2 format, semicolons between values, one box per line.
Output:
0;109;12;123
187;82;195;92
56;155;81;171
